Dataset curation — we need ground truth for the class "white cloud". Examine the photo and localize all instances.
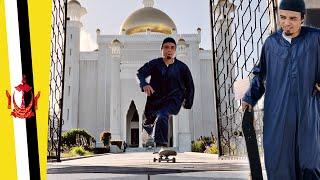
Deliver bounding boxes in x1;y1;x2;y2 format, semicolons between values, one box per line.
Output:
80;29;98;51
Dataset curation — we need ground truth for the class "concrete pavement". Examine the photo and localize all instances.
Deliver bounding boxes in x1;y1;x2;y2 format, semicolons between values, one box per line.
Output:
47;152;267;180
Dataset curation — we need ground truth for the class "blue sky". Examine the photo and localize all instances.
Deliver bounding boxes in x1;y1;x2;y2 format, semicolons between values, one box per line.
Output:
78;0;212;50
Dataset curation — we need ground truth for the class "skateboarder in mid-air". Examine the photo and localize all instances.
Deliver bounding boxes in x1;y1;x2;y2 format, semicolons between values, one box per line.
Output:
136;37;195;152
242;0;320;179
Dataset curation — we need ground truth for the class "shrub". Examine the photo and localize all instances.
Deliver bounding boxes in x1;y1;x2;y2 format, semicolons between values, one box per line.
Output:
70;146;92;156
199;136;214;146
61;129;95;149
191;140;206;152
192;134;219;153
205;144;219;154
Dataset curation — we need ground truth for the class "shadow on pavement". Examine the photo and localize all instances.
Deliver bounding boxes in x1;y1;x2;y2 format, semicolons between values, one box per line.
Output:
48;163;249;175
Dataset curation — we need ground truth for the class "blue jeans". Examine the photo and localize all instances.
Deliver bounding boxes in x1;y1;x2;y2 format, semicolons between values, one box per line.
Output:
143;107;173;145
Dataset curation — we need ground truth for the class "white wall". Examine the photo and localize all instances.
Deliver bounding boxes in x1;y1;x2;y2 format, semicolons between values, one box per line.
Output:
78;60;99;140
200;57;217;138
62;21;82;131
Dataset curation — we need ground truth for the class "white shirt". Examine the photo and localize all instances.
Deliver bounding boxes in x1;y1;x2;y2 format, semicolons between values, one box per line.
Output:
282;32;292;44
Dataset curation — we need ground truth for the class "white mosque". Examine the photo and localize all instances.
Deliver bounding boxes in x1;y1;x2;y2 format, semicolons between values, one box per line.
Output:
62;0;217;152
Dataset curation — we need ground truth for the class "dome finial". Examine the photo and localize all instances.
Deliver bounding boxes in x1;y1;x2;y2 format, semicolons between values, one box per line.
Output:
67;0;87;21
143;0;154;7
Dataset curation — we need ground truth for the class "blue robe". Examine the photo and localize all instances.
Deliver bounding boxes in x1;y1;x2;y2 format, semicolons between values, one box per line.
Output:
243;27;320;179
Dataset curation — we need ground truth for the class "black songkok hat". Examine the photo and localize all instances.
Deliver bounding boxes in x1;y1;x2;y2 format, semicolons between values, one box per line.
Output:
161;37;176;49
279;0;306;14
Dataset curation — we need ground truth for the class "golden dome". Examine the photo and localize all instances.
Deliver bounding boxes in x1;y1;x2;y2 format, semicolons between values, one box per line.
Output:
120;7;177;35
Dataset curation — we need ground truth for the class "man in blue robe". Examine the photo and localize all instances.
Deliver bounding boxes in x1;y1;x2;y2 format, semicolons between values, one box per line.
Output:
136;37;195;148
242;0;320;179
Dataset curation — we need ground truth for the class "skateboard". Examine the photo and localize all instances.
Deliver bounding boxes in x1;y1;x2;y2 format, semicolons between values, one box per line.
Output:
242;108;263;180
153;148;177;163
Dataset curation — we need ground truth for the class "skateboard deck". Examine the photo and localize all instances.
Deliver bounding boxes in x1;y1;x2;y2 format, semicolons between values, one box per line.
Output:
153;149;177;163
242;109;263;180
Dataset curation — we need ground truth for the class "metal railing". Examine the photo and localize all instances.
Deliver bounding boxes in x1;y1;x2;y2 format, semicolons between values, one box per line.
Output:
209;0;278;157
47;0;67;162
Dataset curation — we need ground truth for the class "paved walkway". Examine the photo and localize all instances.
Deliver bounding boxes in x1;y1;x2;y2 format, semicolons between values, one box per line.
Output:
47;152;267;180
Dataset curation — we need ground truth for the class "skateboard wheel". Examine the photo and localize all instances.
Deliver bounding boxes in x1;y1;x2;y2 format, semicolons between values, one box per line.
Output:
172;158;176;163
153;158;157;162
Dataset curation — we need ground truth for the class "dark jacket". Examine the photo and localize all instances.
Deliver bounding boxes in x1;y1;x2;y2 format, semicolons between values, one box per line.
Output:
137;57;195;117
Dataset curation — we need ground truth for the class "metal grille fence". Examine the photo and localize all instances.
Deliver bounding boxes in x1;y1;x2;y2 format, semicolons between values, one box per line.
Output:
47;0;67;162
210;0;278;157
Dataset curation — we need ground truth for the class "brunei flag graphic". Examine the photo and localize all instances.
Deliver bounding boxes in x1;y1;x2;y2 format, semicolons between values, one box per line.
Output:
0;0;51;179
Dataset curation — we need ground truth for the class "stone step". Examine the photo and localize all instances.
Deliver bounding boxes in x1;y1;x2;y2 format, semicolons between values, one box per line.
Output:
126;147;156;152
126;147;179;152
